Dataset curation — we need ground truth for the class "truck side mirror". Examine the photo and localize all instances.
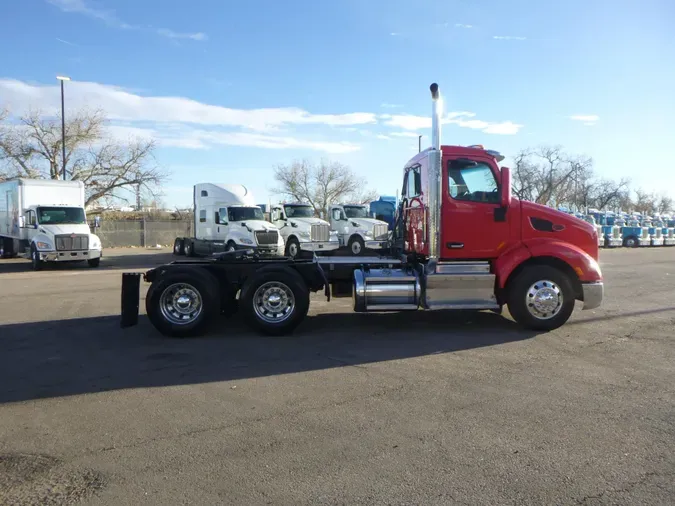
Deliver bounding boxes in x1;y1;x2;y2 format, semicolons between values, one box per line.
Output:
500;166;512;208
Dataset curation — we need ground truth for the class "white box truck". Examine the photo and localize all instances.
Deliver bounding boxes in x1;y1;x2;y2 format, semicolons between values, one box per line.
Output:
328;203;390;255
0;179;103;269
173;183;284;257
269;203;339;258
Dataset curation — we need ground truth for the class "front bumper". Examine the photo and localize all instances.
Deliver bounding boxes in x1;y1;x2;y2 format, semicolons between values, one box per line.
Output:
605;237;622;248
39;248;102;262
364;240;388;250
300;240;340;252
651;238;664;247
664;237;675;246
581;282;603;310
638;238;651;247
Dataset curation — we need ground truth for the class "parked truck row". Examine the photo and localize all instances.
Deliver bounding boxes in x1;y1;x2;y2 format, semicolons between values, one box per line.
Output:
0;179;103;270
580;210;675;248
121;83;604;339
172;183;392;260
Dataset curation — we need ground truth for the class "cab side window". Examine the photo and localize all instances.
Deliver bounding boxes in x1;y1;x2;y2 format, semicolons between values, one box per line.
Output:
448;160;499;203
199;210;207;223
405;166;422;198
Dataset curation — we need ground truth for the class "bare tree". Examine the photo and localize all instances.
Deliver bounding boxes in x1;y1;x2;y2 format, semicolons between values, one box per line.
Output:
634;189;658;215
273;159;378;216
658;195;673;214
0;108;167;207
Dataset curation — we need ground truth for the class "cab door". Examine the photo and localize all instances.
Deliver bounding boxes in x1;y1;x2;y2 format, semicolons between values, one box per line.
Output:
401;163;425;254
441;156;510;259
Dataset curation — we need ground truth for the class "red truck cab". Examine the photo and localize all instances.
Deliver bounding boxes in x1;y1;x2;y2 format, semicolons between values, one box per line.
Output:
397;84;603;330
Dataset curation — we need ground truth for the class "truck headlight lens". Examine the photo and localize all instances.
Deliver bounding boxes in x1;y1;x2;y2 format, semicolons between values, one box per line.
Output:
298;231;310;239
240;238;254;245
36;241;52;250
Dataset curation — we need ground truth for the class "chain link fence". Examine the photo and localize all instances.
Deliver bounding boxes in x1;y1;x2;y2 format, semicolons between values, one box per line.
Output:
95;220;193;248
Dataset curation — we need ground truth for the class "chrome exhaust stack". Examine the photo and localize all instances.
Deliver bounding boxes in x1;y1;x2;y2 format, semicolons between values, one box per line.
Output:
427;83;443;272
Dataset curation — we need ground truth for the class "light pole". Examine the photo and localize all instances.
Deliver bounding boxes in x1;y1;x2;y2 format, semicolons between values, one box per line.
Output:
56;76;70;180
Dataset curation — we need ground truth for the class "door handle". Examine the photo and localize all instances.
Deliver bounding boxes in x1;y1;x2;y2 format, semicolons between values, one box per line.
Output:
447;242;464;249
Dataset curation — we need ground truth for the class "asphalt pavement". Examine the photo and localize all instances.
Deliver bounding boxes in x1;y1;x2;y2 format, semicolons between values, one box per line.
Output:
0;247;674;505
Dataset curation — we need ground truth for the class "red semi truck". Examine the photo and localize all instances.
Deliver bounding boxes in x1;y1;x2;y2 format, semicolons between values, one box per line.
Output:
120;83;603;337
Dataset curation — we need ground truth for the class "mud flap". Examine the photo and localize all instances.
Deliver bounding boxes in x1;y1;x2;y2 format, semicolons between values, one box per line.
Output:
120;272;141;328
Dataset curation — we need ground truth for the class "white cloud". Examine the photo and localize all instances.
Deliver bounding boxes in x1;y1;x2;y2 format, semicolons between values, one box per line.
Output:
46;0;136;29
0;79;378;131
390;32;400;36
380;112;523;135
570;115;600;123
375;134;391;140
391;132;423;138
455;23;473;29
46;0;206;41
381;103;403;109
493;35;526;41
156;28;207;41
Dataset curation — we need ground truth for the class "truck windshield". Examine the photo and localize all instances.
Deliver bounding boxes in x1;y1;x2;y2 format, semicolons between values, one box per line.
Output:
284;205;314;218
37;207;86;225
228;207;264;222
343;206;368;219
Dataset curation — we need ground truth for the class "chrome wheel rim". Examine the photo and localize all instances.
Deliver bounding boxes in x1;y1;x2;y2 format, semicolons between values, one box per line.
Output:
288;242;298;257
159;283;203;325
227;244;236;252
174;242;181;253
351;240;362;255
253;281;295;323
526;280;563;320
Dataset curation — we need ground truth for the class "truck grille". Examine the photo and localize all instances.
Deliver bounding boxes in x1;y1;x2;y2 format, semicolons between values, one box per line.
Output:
373;223;389;241
669;229;675;239
310;223;330;242
255;230;279;246
612;227;620;238
55;234;89;251
641;228;649;239
655;229;663;238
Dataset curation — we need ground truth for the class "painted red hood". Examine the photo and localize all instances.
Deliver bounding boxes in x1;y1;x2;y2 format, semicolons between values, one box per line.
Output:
518;199;599;260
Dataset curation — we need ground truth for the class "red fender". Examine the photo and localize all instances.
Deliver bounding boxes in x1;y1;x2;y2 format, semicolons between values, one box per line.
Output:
495;239;602;288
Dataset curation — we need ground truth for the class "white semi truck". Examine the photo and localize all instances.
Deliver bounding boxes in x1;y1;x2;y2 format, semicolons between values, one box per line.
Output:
173;183;284;257
270;203;339;258
0;178;103;270
328;203;390;255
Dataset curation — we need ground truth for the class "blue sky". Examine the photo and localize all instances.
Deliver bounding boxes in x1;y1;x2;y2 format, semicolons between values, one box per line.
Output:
1;0;674;208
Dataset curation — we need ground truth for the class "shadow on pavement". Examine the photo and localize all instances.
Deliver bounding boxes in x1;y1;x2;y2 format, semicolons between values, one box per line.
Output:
0;310;538;404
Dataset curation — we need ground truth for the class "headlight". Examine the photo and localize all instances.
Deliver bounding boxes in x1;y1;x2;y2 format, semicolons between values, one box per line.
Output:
362;230;374;238
298;230;310;239
240;238;254;245
36;241;52;250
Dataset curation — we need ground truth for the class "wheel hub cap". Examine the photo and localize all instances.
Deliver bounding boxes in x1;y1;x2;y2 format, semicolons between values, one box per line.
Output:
160;283;203;325
253;282;295;323
526;280;563;320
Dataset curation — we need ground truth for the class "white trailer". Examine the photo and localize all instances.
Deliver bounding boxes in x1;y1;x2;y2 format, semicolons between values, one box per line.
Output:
328;203;390;255
270;203;339;258
174;183;284;257
0;179;103;269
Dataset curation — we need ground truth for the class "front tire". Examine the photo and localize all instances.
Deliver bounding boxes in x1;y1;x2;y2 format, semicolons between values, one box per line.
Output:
145;270;221;337
506;265;576;331
240;268;310;336
623;236;638;248
173;238;184;256
348;235;365;256
285;237;300;258
184;240;194;257
30;245;43;271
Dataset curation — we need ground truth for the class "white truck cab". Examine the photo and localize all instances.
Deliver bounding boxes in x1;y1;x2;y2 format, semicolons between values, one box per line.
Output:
0;179;102;270
270;203;339;258
182;183;284;257
328;203;390;255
